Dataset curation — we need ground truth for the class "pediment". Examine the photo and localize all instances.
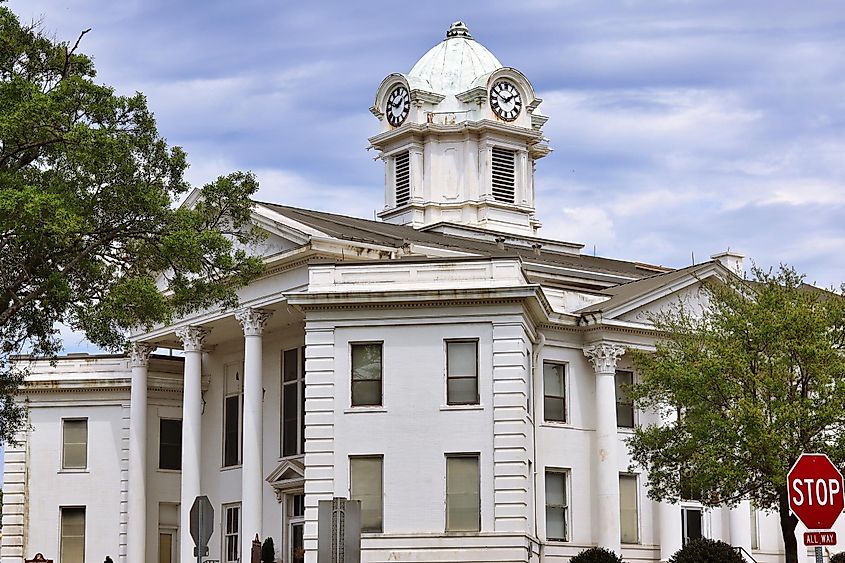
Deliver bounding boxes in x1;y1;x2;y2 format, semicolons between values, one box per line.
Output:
266;456;305;499
577;262;732;325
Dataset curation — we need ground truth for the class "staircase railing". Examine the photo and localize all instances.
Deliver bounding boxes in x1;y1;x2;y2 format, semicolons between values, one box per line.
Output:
733;546;758;563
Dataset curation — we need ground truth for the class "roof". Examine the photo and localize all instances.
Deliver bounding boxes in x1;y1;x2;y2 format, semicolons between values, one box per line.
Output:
408;21;502;94
256;201;671;282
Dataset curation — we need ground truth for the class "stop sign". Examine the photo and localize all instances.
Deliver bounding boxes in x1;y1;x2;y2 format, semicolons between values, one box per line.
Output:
788;453;845;530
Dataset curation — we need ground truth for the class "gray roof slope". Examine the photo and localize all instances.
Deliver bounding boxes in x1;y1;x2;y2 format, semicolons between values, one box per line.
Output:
575;262;717;314
257;202;670;281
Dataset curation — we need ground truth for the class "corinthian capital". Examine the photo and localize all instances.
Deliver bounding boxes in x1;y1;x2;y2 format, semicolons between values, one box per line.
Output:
583;342;626;374
236;308;273;337
128;342;155;367
176;326;210;352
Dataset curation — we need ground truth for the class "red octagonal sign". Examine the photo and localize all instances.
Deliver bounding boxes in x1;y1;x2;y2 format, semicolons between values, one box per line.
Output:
788;453;845;530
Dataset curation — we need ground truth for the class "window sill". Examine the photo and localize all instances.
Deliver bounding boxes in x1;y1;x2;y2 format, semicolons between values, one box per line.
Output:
344;407;387;414
617;426;635;433
541;421;572;428
57;468;89;474
220;464;242;472
443;530;483;536
545;538;570;543
157;468;182;474
440;404;483;411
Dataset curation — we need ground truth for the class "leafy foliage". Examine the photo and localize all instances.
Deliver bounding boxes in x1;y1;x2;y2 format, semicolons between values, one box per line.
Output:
628;265;845;563
829;552;845;563
0;4;264;442
569;546;625;563
668;539;743;563
261;536;275;563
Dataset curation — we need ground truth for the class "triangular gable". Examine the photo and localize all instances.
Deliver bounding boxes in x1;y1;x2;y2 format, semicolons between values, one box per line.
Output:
577;261;735;324
266;457;306;500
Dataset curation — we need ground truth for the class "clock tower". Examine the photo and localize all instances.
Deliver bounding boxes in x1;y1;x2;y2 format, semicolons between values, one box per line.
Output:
369;21;550;236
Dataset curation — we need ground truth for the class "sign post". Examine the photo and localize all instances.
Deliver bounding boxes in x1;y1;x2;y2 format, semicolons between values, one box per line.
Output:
190;495;214;563
787;453;845;562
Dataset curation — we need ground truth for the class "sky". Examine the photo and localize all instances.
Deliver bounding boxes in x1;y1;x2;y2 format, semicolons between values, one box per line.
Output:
7;0;845;352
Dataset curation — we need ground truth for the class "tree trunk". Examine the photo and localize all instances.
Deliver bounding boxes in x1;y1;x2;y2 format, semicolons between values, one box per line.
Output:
778;486;800;563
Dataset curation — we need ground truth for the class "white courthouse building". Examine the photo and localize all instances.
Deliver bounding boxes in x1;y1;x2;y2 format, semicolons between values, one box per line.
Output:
2;21;804;563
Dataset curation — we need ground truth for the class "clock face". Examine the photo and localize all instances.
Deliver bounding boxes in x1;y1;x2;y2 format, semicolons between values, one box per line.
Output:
386;85;410;126
490;80;522;122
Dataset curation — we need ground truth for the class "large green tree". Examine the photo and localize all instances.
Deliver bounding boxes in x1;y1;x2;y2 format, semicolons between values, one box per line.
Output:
628;266;845;563
0;5;264;441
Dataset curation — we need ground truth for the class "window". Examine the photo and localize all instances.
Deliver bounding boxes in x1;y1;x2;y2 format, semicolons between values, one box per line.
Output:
158;502;179;563
446;454;480;532
619;474;639;543
350;456;383;532
62;419;87;470
282;347;305;457
159;419;182;470
223;364;243;467
223;503;241;563
545;470;568;541
543;362;566;422
60;507;86;563
351;343;382;407
287;494;305;563
394;151;410;206
446;340;478;405
615;370;634;428
491;147;516;203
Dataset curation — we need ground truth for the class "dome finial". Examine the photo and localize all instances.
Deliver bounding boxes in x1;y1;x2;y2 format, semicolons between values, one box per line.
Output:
446;21;472;39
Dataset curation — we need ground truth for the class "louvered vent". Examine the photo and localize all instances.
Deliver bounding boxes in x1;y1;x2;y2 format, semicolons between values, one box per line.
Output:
491;147;516;203
394;151;410;206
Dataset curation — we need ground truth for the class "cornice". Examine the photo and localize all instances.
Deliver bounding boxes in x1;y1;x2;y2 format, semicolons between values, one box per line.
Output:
289;287;540;313
368;119;544;149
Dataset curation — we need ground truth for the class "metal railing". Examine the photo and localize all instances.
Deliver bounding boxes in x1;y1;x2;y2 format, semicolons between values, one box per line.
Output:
733;546;758;562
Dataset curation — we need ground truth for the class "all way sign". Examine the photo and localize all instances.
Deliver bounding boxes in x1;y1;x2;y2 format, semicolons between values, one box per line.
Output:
804;531;837;546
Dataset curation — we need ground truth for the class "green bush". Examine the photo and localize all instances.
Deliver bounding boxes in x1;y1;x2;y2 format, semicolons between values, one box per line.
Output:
829;552;845;563
669;538;744;563
570;547;624;563
261;536;275;563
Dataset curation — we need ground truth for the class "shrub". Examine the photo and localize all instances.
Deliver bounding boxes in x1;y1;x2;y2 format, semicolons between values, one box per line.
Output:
261;537;276;563
829;553;845;563
570;547;624;563
669;538;744;563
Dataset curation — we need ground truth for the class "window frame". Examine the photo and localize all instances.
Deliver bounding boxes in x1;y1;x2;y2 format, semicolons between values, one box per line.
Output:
619;473;640;544
59;505;86;563
61;418;88;470
281;346;306;458
222;502;241;563
445;339;479;406
542;361;567;424
615;369;635;428
158;418;182;471
544;468;570;542
350;341;384;408
349;455;384;533
445;453;481;533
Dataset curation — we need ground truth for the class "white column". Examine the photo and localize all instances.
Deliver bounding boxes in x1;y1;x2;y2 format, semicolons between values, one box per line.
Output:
128;342;154;563
730;500;753;560
584;342;626;555
176;326;208;563
236;308;273;562
659;501;682;561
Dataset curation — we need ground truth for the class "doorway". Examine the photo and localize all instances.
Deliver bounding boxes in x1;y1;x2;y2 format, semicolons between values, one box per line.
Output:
681;507;703;545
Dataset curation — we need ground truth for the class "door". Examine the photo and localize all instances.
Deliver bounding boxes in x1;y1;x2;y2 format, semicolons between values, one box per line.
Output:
682;507;703;545
159;529;177;563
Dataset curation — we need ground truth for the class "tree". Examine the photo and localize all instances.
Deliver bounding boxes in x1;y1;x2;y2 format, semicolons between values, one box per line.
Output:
628;266;845;563
0;4;264;442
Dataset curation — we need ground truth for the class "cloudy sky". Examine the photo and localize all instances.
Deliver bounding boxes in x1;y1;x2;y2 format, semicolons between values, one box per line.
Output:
10;1;845;313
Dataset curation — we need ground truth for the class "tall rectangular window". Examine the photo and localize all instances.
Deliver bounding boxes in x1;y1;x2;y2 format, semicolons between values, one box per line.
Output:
394;151;410;206
223;364;243;467
60;506;86;563
351;343;382;407
223;503;241;563
543;362;566;422
159;419;182;470
446;454;480;532
615;370;634;428
491;147;516;203
350;456;384;532
282;347;305;457
62;419;87;470
446;340;478;405
545;470;568;541
619;474;639;543
750;505;759;550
